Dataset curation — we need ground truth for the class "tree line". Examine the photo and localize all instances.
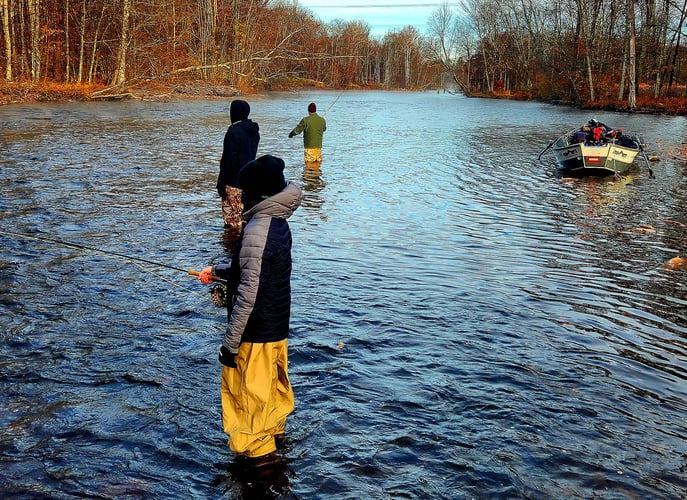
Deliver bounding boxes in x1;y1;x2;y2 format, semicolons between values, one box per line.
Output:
433;0;687;112
1;0;687;112
0;0;434;93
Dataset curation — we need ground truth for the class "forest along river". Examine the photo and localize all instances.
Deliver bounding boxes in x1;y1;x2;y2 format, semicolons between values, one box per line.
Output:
1;91;687;498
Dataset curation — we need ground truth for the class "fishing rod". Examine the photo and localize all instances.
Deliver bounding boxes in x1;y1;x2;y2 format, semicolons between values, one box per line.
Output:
0;229;222;282
322;91;343;117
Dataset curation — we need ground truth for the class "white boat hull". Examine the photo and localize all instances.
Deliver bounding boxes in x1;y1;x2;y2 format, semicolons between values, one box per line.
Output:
553;140;639;176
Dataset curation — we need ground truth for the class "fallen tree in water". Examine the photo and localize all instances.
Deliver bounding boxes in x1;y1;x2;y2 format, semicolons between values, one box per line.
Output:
0;80;244;105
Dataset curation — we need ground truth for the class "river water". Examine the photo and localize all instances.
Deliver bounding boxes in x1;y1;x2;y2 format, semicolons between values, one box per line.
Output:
1;91;687;498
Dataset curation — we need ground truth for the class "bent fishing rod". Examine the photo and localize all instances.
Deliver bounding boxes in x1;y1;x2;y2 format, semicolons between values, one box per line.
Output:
322;91;343;117
0;229;222;282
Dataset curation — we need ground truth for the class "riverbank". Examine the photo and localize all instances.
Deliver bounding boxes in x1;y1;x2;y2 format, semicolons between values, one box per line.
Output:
0;79;370;106
2;80;686;116
0;81;248;105
0;81;96;105
473;88;687;115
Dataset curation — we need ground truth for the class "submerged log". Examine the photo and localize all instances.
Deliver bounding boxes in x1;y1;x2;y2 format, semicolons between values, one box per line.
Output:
90;92;135;101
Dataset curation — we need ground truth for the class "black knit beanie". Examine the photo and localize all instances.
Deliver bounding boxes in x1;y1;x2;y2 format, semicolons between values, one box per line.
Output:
239;155;286;200
230;100;250;123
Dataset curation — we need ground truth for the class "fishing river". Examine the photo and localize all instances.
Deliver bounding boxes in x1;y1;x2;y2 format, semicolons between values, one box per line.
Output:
2;91;687;498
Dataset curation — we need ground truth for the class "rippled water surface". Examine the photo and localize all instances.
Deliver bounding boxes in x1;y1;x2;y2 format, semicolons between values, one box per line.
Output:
2;91;687;498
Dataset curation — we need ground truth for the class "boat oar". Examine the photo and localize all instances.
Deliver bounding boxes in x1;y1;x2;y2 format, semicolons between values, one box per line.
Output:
538;129;576;161
636;141;654;178
537;138;558;160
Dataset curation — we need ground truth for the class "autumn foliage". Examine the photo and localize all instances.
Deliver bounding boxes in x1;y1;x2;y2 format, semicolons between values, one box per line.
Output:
0;0;434;101
2;0;687;114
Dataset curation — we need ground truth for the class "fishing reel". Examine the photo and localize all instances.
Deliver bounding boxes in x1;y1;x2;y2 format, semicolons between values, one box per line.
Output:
210;282;227;307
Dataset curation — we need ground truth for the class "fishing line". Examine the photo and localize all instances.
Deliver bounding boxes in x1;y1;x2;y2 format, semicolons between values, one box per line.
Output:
322;91;343;117
129;260;206;299
0;229;223;283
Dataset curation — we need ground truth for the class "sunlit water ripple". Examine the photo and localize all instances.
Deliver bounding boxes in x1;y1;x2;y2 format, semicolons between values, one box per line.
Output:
1;91;687;498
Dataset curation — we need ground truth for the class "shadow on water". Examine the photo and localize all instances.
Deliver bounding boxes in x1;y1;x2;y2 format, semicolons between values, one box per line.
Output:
213;455;296;499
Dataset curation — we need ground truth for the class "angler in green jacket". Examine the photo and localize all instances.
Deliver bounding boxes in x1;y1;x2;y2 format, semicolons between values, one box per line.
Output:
288;102;327;167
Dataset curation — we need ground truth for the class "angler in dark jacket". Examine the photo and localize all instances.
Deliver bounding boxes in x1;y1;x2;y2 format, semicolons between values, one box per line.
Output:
217;99;260;234
198;154;303;460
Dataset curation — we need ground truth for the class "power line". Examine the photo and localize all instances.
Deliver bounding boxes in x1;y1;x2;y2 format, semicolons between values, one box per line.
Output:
302;3;460;9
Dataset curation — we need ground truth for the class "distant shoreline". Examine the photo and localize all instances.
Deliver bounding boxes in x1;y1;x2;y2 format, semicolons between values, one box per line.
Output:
0;81;248;106
0;80;378;106
1;80;679;116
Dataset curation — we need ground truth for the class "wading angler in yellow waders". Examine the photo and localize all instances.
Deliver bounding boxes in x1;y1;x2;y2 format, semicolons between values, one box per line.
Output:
288;102;327;168
197;155;303;464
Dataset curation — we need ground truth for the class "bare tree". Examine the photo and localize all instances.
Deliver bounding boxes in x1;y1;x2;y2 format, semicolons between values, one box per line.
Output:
87;1;113;84
627;0;637;109
428;1;472;94
113;0;131;85
196;0;216;79
651;0;671;97
65;0;70;80
574;0;595;101
28;0;40;80
77;0;86;82
1;0;11;80
666;0;687;92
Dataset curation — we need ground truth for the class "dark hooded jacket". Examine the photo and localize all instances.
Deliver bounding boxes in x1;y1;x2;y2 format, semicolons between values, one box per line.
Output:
217;100;260;195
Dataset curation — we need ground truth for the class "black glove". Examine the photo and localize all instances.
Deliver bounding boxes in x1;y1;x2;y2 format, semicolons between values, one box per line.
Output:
218;345;237;368
288;132;295;138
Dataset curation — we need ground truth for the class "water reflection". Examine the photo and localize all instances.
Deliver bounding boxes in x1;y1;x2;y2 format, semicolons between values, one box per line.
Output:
299;164;326;220
301;165;325;193
560;172;641;221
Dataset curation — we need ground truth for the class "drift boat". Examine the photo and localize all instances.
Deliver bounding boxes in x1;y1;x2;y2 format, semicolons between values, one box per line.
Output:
539;119;650;177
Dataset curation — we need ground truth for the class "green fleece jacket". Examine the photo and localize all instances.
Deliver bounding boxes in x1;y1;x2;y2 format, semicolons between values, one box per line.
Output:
289;112;327;149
